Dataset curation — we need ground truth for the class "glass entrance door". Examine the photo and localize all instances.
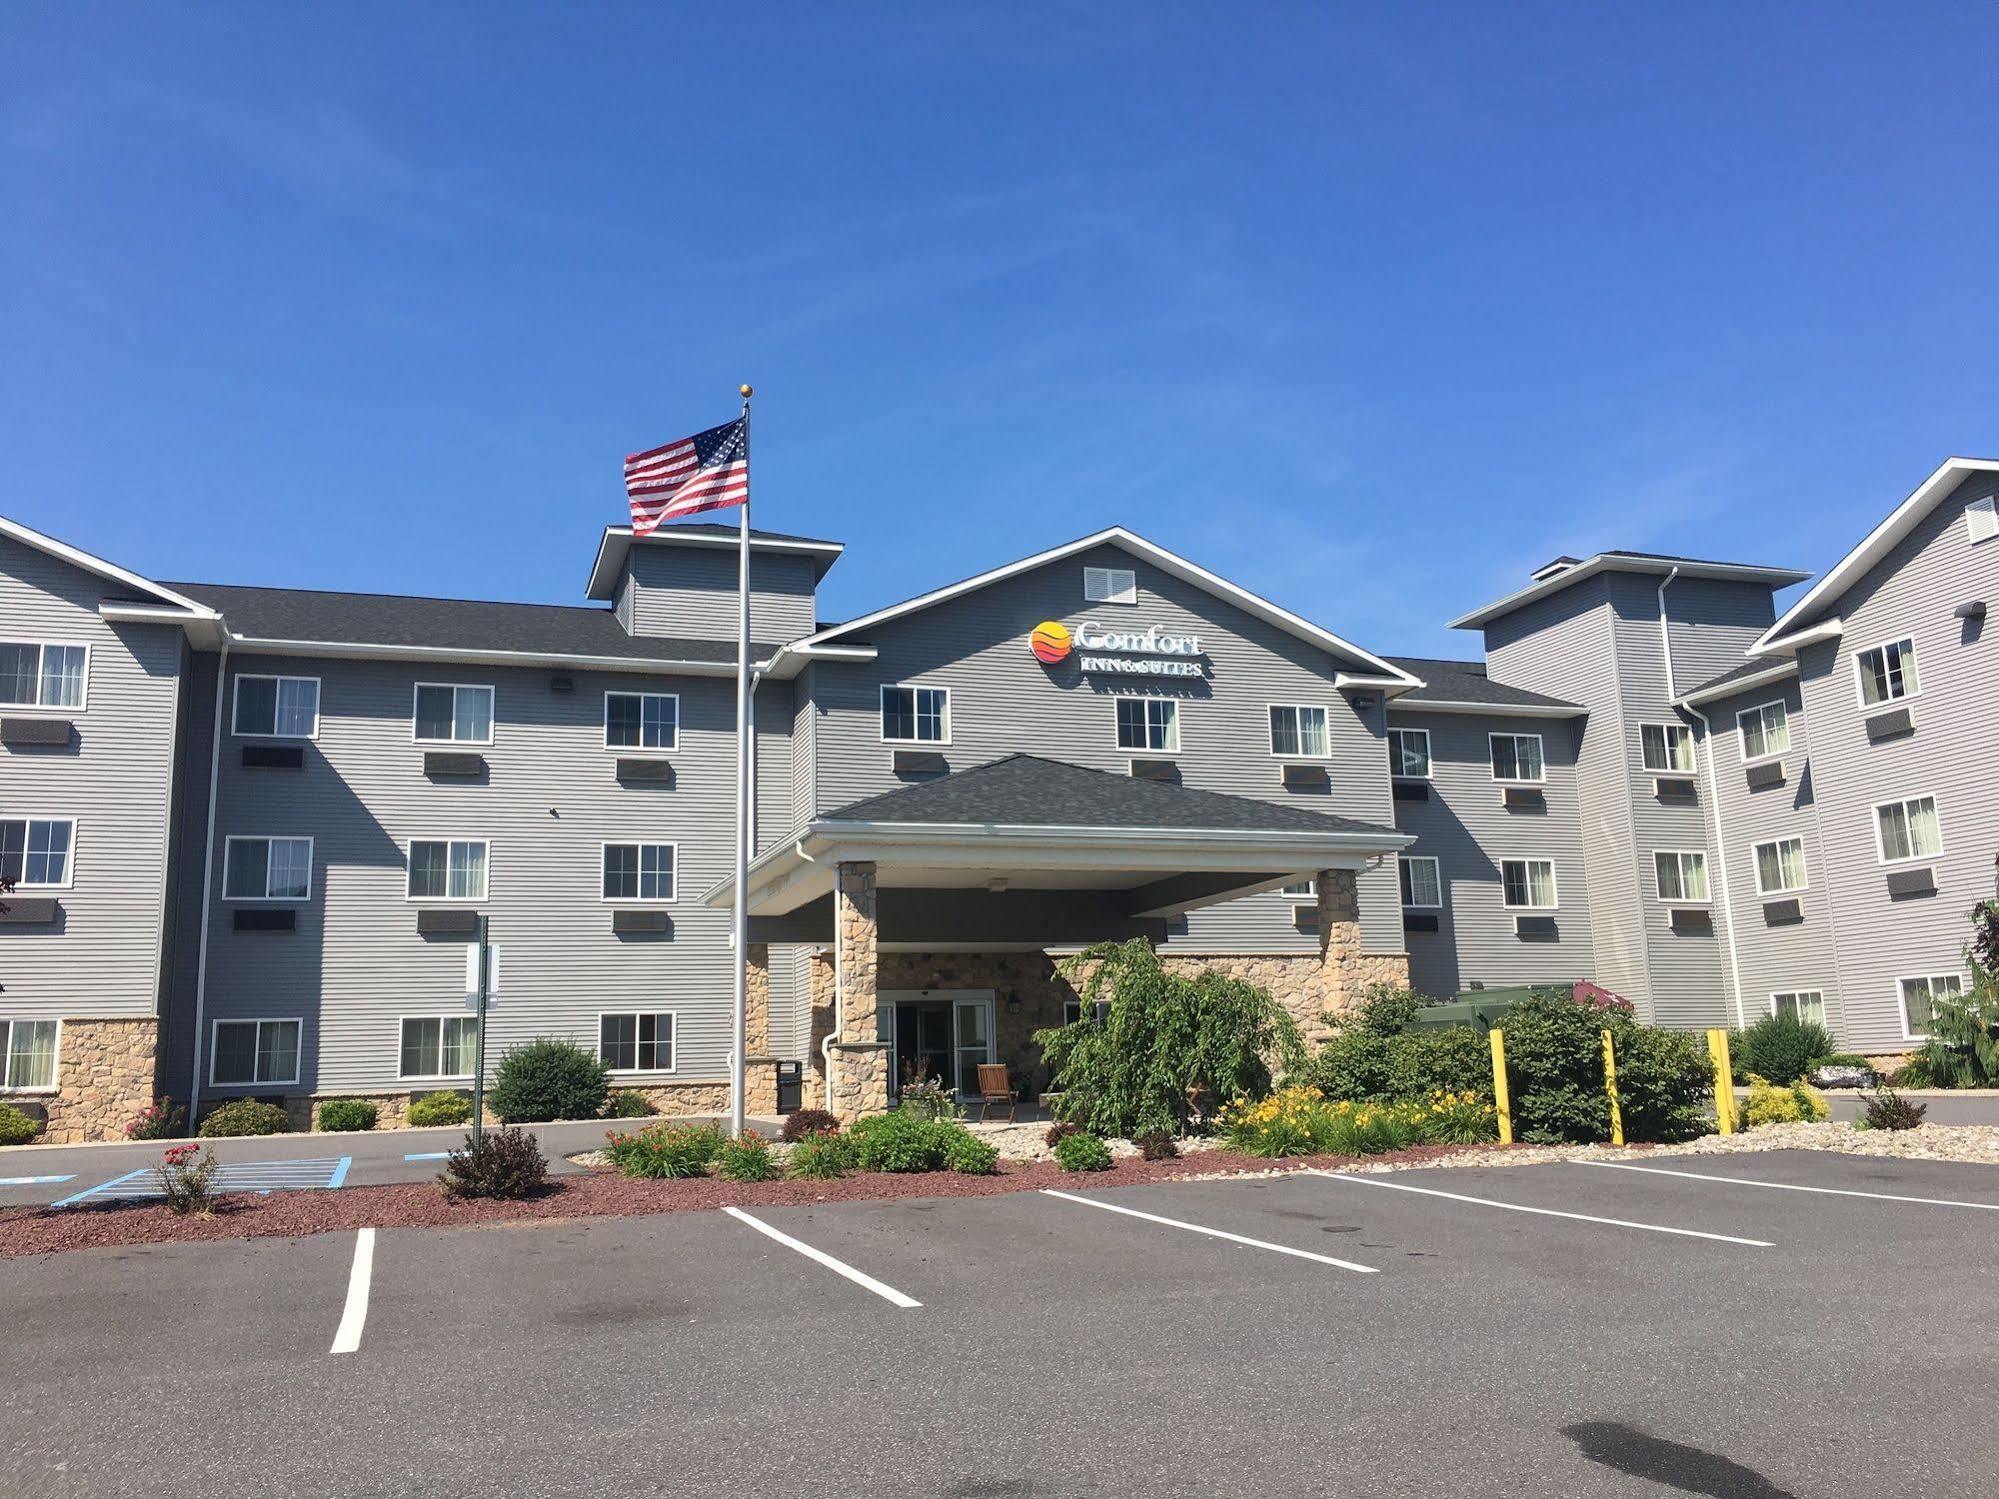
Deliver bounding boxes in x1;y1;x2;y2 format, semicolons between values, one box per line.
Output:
953;998;994;1098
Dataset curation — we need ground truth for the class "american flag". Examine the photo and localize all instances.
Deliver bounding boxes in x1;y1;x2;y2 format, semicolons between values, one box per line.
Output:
624;415;749;534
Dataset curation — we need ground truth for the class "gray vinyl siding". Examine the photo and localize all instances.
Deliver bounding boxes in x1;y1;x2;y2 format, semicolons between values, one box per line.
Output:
0;534;183;1027
196;654;769;1096
789;662;816;845
624;545;818;644
810;543;1407;956
1387;709;1595;998
1787;471;1999;1052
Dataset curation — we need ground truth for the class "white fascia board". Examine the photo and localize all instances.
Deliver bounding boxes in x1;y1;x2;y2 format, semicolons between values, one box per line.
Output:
585;525;845;600
1754;456;1999;653
1334;672;1421;698
790;526;1419;684
222;633;776;678
1388;698;1587;719
1673;659;1798;709
0;514;221;619
1449;554;1812;631
1746;616;1843;659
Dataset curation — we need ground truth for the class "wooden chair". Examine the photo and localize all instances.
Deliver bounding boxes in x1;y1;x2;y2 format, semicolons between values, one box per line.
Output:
976;1063;1016;1122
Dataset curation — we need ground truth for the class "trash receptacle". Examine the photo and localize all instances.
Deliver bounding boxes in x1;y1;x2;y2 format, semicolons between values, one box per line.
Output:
776;1061;802;1114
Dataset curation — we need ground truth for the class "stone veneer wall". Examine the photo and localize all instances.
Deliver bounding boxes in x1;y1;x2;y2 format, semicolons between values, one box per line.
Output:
4;1017;159;1144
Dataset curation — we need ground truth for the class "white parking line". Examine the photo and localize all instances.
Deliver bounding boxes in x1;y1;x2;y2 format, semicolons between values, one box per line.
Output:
1310;1169;1774;1247
1040;1188;1379;1272
721;1206;922;1308
329;1228;376;1355
1571;1158;1999;1211
0;1174;74;1186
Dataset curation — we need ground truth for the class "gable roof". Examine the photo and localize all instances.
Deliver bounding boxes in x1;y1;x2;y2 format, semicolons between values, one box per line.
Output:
782;526;1420;685
1449;550;1809;631
0;514;221;621
585;522;844;600
1384;656;1585;715
1675;656;1798;708
1753;456;1999;654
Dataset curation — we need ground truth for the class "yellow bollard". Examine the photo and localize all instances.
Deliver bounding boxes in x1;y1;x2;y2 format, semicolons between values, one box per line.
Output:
1489;1028;1513;1145
1707;1028;1736;1136
1601;1029;1624;1147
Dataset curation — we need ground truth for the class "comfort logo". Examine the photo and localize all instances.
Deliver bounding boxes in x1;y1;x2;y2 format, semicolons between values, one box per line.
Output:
1029;620;1072;665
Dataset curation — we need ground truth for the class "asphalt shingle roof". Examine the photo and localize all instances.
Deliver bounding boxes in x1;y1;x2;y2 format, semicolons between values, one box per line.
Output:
1682;657;1796;700
823;753;1403;838
1387;657;1584;712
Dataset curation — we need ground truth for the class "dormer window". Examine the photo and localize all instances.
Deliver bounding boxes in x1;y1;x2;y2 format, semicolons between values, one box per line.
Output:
1083;566;1136;605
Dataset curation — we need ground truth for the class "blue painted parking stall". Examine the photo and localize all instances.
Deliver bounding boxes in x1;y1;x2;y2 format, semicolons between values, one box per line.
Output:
51;1157;352;1208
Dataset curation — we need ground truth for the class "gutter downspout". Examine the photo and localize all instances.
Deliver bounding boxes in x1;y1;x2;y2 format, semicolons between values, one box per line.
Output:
1659;570;1747;1029
818;846;840;1113
186;640;231;1120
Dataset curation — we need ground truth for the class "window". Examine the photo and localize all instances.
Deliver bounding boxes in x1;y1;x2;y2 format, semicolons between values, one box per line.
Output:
412;683;494;744
1753;837;1807;895
0;641;87;710
602;842;676;901
1399;855;1442;908
1281;879;1317;899
1115;697;1178;752
1387;727;1431;778
0;1020;58;1090
1898;973;1964;1039
1640;723;1694;773
1083;566;1136;604
1269;704;1329;758
400;1016;479;1079
407;839;489;900
1875;796;1942;863
1968;495;1997;543
1061;1000;1113;1026
0;817;73;888
1738;700;1791;762
1855;638;1918;708
1489;733;1545;783
210;1018;300;1087
223;836;313;901
880;685;949;743
599;1012;675;1071
233;674;320;738
604;691;678;751
1653;850;1710;903
1771;991;1826;1027
1500;858;1556;909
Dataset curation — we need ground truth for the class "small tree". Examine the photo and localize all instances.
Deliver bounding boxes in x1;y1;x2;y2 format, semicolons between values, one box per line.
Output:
1035;939;1304;1138
1909;856;1999;1088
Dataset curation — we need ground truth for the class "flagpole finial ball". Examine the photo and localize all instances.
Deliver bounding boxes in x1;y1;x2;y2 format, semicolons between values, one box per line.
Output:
739;384;754;399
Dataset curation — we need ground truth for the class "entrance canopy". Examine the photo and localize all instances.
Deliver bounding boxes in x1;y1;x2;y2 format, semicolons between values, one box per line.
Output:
705;754;1412;950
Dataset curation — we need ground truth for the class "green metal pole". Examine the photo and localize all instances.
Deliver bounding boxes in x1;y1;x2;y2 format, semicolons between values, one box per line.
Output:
472;913;489;1147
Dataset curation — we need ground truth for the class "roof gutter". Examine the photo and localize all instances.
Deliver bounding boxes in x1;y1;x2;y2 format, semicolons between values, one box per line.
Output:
1388;698;1587;719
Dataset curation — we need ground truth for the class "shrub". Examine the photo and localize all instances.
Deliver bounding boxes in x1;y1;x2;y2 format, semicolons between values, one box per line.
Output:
489;1037;609;1124
1499;994;1709;1144
197;1098;290;1137
316;1099;378;1133
0;1103;45;1146
157;1143;217;1215
1820;1053;1874;1071
605;1122;721;1179
438;1127;547;1199
603;1090;654;1120
1744;1074;1831;1126
1608;1026;1713;1144
848;1110;951;1173
1305;1024;1492;1105
715;1134;781;1182
1044;1120;1084;1149
1905;885;1999;1086
781;1108;840;1142
1135;1129;1180;1161
1349;983;1423;1036
1862;1086;1927;1131
1053;1132;1113;1172
786;1132;853;1180
406;1091;473;1127
1738;1012;1835;1085
125;1099;185;1141
1035;939;1304;1138
943;1131;1000;1175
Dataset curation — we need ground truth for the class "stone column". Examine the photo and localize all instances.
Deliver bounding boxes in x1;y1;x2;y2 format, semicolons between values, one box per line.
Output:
31;1017;158;1144
1316;867;1366;1026
744;943;778;1117
828;860;889;1121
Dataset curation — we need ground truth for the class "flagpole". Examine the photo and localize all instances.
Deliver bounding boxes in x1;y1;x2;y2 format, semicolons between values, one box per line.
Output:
730;383;753;1140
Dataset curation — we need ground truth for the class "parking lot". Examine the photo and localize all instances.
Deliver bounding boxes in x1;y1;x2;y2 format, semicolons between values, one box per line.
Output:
3;1149;1996;1497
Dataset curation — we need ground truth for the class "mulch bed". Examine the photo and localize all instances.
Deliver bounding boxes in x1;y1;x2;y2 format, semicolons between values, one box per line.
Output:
0;1142;1519;1259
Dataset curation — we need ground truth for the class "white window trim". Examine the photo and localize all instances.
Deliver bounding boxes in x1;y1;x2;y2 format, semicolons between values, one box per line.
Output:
596;1009;679;1075
1399;855;1442;909
1769;990;1826;1021
404;836;492;902
1114;696;1180;754
396;1014;480;1082
0;640;91;714
1751;837;1809;896
879;683;953;746
1061;999;1113;1025
1852;636;1920;711
1267;703;1332;761
1488;731;1547;784
601;690;679;753
1387;726;1432;780
1499;858;1559;910
411;681;496;746
1083;566;1137;605
1967;495;1997;544
221;835;315;902
0;1017;62;1093
1735;699;1791;764
0;814;77;891
1873;794;1943;866
231;673;322;740
1638;721;1695;774
207;1016;302;1088
1652;848;1711;904
1896;972;1966;1043
599;841;679;903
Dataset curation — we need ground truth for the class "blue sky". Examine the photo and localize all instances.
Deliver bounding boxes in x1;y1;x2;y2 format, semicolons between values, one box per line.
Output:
6;3;1997;656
